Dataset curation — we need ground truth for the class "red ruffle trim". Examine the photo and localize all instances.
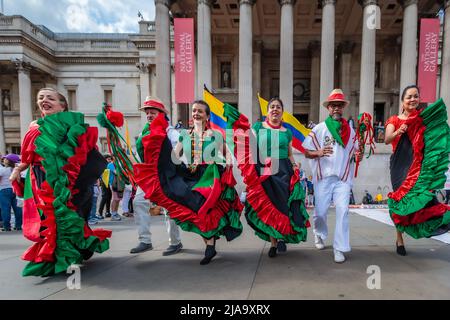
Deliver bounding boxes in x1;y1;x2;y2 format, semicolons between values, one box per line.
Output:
388;111;424;202
63;126;111;239
391;203;450;226
233;115;310;234
133;113;242;233
21;124;43;165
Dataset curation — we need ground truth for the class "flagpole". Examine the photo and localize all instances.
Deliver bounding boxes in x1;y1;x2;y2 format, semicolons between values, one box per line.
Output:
1;0;4;14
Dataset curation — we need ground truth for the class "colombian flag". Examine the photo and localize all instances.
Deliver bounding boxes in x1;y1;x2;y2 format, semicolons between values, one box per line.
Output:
258;94;311;153
203;87;227;137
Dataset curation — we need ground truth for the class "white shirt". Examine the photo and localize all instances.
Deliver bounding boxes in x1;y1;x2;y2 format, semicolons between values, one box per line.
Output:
303;122;358;186
166;125;180;148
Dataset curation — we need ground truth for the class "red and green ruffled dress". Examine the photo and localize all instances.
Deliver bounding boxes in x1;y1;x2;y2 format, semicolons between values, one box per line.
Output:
16;112;111;277
133;114;243;240
386;98;450;238
224;104;310;244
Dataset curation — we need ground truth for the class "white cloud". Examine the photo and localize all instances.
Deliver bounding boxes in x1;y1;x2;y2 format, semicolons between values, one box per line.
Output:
4;0;155;33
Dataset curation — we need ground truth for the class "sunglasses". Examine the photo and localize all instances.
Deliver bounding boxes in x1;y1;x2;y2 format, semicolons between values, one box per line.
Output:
328;104;345;109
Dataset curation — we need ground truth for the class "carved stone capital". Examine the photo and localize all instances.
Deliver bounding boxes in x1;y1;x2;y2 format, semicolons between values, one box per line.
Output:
397;0;418;8
198;0;217;6
12;58;32;73
239;0;256;6
278;0;296;6
357;0;378;7
308;41;321;57
136;62;151;73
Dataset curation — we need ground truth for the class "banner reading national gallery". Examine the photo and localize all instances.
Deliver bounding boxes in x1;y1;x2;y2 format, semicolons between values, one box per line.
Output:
417;18;440;103
174;18;195;103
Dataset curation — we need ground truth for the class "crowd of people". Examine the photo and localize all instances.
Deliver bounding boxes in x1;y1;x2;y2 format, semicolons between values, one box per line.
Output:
2;84;450;277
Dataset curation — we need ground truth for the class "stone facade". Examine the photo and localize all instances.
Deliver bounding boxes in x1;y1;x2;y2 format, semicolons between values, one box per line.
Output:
0;0;446;202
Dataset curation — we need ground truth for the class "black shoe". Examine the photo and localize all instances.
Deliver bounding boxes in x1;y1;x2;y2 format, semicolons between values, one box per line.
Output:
105;213;111;218
130;242;153;254
396;242;407;256
13;227;22;231
162;243;183;256
200;245;217;265
268;246;277;258
277;240;287;253
1;228;11;232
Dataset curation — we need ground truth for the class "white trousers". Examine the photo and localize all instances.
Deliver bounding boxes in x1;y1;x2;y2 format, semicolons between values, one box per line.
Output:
133;187;181;246
121;187;132;213
313;175;351;252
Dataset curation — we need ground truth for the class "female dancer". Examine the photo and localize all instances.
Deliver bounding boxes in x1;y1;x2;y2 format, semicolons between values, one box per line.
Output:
224;98;309;258
10;88;111;276
385;85;450;256
134;100;243;265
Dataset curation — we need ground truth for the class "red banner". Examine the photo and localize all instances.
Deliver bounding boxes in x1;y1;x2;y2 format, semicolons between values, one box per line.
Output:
417;18;440;103
174;18;195;103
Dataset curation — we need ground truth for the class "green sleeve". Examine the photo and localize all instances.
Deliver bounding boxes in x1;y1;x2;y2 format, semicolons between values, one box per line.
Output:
252;121;262;132
286;127;293;143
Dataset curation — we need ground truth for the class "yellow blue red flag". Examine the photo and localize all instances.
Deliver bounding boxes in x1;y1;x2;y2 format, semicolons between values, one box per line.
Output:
258;93;311;153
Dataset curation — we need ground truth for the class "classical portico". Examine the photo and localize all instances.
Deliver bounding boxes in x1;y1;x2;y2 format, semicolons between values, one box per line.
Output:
164;0;444;127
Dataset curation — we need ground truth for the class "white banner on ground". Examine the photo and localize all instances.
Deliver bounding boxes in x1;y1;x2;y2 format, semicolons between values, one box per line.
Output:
350;209;450;245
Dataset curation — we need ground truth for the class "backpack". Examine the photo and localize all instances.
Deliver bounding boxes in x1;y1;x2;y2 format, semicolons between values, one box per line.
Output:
112;174;125;194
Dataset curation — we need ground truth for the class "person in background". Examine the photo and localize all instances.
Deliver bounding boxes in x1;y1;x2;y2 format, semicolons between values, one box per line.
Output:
108;157;123;221
306;176;314;207
444;169;450;205
175;119;185;130
97;155;113;219
88;180;101;225
121;183;133;218
0;154;22;231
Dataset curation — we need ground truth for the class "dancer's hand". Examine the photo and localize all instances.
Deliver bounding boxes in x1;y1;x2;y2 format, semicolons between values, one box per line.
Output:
355;150;363;162
320;145;333;157
9;168;21;183
395;124;408;136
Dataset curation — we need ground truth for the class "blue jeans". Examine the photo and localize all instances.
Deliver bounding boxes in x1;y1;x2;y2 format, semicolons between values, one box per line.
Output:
89;195;98;221
0;188;22;230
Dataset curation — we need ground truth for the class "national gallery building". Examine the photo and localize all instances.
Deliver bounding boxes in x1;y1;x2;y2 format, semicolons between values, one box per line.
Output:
0;0;449;199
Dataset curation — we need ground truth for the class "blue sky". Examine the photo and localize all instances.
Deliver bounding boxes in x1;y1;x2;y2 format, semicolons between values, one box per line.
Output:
2;0;155;33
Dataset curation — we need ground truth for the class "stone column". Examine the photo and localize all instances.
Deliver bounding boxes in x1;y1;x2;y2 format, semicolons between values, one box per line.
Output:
137;62;151;127
15;59;33;141
239;0;256;123
279;0;295;114
358;0;379;116
340;41;354;118
197;0;215;96
155;0;172;112
441;0;450;122
308;41;321;123
398;0;418;112
253;40;262;121
319;0;336;121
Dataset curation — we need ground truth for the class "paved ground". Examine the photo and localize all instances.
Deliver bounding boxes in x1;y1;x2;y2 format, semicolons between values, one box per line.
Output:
1;209;449;300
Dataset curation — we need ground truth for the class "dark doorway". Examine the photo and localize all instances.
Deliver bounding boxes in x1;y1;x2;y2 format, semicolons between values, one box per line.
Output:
294;114;309;127
374;103;385;125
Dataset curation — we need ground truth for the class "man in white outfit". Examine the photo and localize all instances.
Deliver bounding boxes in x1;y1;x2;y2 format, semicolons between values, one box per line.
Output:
302;89;362;263
130;97;183;255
